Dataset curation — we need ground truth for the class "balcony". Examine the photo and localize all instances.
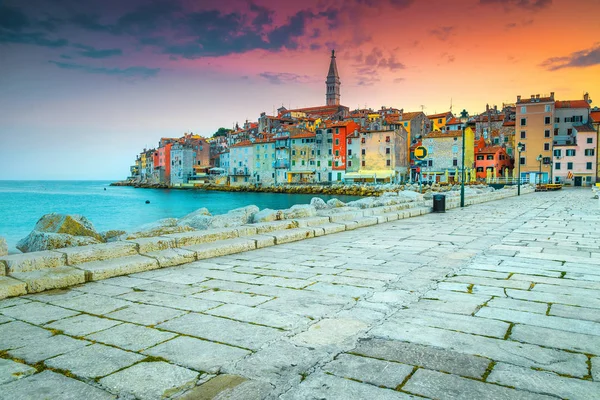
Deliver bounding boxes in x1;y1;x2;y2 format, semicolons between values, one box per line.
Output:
273;160;290;169
230;168;250;176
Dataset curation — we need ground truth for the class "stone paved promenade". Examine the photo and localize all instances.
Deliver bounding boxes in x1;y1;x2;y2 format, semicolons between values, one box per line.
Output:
1;189;599;399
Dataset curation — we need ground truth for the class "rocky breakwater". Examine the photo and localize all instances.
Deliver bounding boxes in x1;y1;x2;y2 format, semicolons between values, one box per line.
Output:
0;237;7;256
110;181;169;189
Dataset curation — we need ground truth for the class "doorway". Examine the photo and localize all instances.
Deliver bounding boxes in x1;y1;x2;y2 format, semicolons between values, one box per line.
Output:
574;176;582;187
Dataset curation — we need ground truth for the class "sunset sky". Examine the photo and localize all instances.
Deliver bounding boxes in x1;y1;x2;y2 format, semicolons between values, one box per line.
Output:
1;0;599;180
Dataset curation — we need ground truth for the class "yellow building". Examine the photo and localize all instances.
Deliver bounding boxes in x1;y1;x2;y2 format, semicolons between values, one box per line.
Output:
427;111;454;132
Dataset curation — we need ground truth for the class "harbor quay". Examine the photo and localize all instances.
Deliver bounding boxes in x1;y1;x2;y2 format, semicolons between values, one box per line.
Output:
0;189;599;399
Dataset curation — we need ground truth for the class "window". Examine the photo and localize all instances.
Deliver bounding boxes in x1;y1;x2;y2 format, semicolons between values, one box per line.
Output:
587;162;593;170
573;115;583;123
567;162;573;170
544;143;550;151
335;139;339;145
317;150;321;156
486;155;493;160
385;136;390;142
477;167;484;172
292;160;296;166
544;130;550;138
555;162;561;170
554;128;559;136
317;161;321;167
347;160;352;167
301;160;305;166
292;150;296;156
452;159;458;166
585;149;595;156
545;116;551;125
328;149;332;155
520;118;527;126
555;117;560;123
348;139;352;144
438;118;442;124
361;138;365;144
385;148;390;154
587;138;593;144
566;149;576;157
545;105;551;112
520;106;527;113
361;160;365;167
520;131;526;139
336;128;339;134
452;145;458;153
543;157;551;165
361;149;366;155
386;160;391;166
493;138;499;145
428;159;433;167
520;157;526;165
521;144;526;151
553;149;562;157
335;150;339;157
476;155;484;160
404;122;408;127
348;149;352;156
567;128;573;135
328;160;332;166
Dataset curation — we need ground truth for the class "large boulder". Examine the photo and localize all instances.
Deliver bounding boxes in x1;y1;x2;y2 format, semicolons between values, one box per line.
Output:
327;198;346;208
398;190;424;201
0;236;7;256
16;231;101;253
33;213;103;241
177;208;212;230
100;230;127;242
126;218;195;239
310;197;328;210
252;209;283;223
346;197;377;209
283;205;316;219
181;205;259;230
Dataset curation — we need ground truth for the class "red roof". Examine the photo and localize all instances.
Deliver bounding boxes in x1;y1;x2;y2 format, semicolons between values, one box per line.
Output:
230;140;253;148
401;111;424;121
427;112;453;119
446;117;461;125
555;100;590;109
291;131;316;139
503;121;516;126
517;96;553;104
574;124;596;133
591;111;600;123
477;146;504;154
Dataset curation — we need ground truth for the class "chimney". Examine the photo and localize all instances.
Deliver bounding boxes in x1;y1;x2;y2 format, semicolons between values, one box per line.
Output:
517;95;521;102
584;92;589;102
531;95;535;99
550;92;555;100
494;105;498;112
486;104;489;112
536;94;540;99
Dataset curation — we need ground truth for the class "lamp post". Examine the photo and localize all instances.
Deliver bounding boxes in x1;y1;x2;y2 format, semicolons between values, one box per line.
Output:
459;110;469;207
517;142;524;195
536;154;543;186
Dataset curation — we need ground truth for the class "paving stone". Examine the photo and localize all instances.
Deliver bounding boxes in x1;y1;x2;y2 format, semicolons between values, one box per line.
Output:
403;367;554;400
72;282;133;296
476;306;600;336
506;288;600;308
45;343;144;379
251;275;313;289
86;323;176;351
0;314;12;324
143;336;250;373
8;334;90;363
142;248;197;268
371;322;588;377
488;362;600;400
178;374;273;400
549;303;600;323
57;242;138;265
105;303;187;326
158;312;283;350
315;274;386;288
99;361;198;400
76;254;160;281
183;238;256;260
280;372;412;400
165;228;240;246
593;357;599;381
45;314;122;336
510;324;600;355
0;297;31;308
0;276;27;299
206;303;311;330
127;236;177;253
305;282;373;298
193;289;273;306
486;297;548;314
0;250;67;273
391;309;510;338
0;358;36;385
291;318;367;348
0;321;54;351
245;234;276;249
352;338;490;379
267;228;315;244
132;280;201;295
99;276;153;288
0;370;115;400
0;301;79;325
340;269;398;281
258;295;348;319
324;353;413;389
118;290;221;312
446;275;533;290
49;292;132;315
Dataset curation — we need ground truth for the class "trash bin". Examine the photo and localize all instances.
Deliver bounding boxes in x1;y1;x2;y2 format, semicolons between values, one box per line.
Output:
433;194;446;213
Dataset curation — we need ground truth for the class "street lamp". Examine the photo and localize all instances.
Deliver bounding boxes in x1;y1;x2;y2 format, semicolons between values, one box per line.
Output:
536;154;543;187
459;109;469;207
517;142;524;195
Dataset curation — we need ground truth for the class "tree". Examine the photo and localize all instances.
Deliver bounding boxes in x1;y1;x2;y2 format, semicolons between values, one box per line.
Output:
213;127;231;138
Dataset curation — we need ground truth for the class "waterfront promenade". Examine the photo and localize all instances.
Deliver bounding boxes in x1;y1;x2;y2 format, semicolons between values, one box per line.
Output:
0;189;599;399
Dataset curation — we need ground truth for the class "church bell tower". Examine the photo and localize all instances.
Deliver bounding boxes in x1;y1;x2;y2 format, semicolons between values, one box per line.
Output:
326;50;341;106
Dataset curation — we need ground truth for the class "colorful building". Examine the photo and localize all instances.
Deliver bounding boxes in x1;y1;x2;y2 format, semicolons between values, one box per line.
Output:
591;107;600;182
515;93;555;183
314;125;334;182
427;111;454;132
229;140;254;185
421;127;475;182
253;136;276;185
170;144;196;185
331;120;359;175
289;131;317;183
474;137;512;179
552;125;597;186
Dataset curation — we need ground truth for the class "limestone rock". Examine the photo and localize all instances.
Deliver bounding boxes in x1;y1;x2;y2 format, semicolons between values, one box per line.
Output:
252;209;283;223
33;213;103;241
283;205;316;219
398;190;424;201
423;191;433;200
310;197;328;210
126;218;195;239
346;197;377;209
0;237;7;256
327;198;346;208
16;231;101;253
210;205;259;228
177;208;212;229
101;230;127;242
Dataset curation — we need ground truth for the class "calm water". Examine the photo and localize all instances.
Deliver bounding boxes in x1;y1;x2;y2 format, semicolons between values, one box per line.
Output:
0;181;360;254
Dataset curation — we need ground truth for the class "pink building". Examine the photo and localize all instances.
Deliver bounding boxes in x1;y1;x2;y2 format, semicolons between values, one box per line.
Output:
552;127;597;186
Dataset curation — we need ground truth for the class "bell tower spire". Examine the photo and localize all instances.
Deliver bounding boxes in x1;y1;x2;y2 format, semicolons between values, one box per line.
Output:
326;50;341;106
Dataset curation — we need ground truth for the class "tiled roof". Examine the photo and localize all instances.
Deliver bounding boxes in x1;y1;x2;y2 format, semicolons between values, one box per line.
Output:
591;111;600;123
291;131;316;139
503;121;516;126
517;97;553;104
230;140;253;148
446;117;460;125
555;100;590;109
401;111;423;121
574;124;597;133
477;146;504;154
427;112;452;119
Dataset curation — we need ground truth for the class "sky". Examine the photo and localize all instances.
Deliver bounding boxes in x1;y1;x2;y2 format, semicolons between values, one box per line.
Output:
1;0;599;180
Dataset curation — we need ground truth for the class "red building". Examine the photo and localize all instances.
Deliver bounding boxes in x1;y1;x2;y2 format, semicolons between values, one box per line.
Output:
330;120;359;170
474;137;512;179
157;142;173;183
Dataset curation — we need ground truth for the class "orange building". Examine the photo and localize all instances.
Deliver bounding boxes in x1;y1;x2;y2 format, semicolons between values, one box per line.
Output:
330;120;359;171
474;137;512;179
515;93;555;183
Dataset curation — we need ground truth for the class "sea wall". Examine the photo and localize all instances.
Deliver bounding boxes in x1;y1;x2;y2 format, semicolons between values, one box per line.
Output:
0;185;536;299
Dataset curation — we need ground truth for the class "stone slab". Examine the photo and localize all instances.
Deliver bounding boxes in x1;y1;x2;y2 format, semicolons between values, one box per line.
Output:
291;318;367;348
157;312;283;350
1;301;79;325
118;290;221;312
205;303;311;330
319;223;346;235
45;343;144;379
105;303;187;326
268;228;315;244
549;303;600;323
45;314;122;336
245;234;276;249
178;375;273;400
183;238;256;260
352;338;490;379
76;254;160;281
143;336;250;373
0;358;36;385
8;334;90;363
293;216;330;227
510;324;600;355
164;228;239;247
142;248;196;268
86;322;176;351
403;368;554;400
0;250;67;273
0;370;115;400
248;220;298;234
49;292;132;315
0;321;53;351
57;242;138;265
0;276;27;299
127;236;177;253
324;353;414;389
193;289;272;306
11;266;86;293
99;361;198;400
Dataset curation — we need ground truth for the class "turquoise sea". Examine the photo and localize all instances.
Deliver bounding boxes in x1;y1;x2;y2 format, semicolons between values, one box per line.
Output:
0;181;360;254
